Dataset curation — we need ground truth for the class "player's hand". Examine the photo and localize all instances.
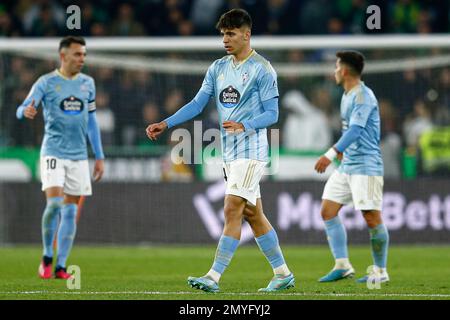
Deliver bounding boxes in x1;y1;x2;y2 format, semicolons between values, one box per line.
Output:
146;121;167;141
337;152;343;161
222;121;244;134
314;156;331;174
93;159;104;182
23;99;37;119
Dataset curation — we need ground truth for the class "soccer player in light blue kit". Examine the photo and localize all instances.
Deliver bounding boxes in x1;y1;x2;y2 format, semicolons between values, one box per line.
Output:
16;36;105;279
314;51;389;284
147;9;294;293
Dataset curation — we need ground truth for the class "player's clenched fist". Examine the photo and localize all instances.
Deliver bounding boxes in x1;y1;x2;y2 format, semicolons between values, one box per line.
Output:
146;121;168;141
23;99;38;119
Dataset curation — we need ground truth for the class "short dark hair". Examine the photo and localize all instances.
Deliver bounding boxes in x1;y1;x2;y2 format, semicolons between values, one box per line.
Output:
216;9;252;31
59;36;86;52
336;50;365;75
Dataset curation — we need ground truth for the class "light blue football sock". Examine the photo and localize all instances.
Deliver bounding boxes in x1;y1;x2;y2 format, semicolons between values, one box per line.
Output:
369;224;389;269
324;216;348;260
211;235;240;275
56;203;77;268
42;197;63;258
255;229;286;270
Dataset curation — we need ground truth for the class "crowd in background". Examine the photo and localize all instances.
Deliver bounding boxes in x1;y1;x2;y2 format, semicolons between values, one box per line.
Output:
2;50;449;179
0;0;449;180
0;0;449;37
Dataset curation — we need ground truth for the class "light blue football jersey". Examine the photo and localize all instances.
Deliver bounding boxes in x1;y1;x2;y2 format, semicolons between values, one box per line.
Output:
18;69;96;160
338;82;384;176
199;50;279;162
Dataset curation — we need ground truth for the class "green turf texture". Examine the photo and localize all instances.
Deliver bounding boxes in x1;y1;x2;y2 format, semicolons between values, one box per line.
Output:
1;245;449;300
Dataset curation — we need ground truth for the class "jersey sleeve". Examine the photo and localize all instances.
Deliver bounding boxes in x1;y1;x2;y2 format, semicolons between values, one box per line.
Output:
257;67;279;102
349;101;375;128
88;77;96;112
198;61;216;97
19;76;47;109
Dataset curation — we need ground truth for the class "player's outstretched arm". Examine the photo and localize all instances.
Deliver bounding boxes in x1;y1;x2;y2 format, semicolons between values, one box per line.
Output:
146;90;211;141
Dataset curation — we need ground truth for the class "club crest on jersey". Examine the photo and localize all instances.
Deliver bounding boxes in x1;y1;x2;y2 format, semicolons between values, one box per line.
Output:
220;85;241;108
242;72;249;85
60;96;84;115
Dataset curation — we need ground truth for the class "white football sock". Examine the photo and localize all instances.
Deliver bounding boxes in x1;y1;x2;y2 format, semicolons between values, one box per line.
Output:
334;258;352;270
274;264;291;277
205;269;221;283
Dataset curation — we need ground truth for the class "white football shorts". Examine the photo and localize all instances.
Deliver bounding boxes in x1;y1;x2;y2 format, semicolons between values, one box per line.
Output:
40;156;92;196
322;170;383;211
223;159;267;206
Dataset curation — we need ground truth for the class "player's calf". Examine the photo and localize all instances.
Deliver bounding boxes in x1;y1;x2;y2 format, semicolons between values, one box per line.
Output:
41;196;63;258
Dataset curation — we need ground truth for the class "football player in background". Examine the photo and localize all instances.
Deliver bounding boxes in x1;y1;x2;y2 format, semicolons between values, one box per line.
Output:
16;36;104;279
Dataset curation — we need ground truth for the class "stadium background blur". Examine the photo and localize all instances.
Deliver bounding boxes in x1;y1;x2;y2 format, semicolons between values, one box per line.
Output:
0;0;449;247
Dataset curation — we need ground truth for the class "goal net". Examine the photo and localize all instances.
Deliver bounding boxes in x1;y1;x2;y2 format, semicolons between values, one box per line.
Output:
0;35;449;244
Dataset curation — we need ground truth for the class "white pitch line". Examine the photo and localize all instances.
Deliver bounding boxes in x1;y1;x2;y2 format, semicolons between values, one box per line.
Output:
1;291;450;298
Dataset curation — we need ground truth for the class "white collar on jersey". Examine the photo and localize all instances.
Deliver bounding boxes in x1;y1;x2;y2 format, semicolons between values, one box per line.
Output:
55;68;80;80
231;49;256;69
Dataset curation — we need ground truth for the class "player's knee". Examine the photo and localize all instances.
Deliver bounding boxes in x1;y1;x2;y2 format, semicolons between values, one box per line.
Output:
243;206;257;222
364;216;380;229
224;207;241;221
362;212;381;228
64;195;80;204
243;206;255;217
224;199;245;221
320;208;337;221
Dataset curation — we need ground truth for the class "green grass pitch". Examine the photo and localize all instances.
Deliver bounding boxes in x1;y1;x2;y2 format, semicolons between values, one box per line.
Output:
0;245;449;300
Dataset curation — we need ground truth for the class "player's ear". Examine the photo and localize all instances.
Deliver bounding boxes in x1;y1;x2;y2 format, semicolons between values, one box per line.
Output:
59;49;65;62
244;28;251;41
341;65;349;77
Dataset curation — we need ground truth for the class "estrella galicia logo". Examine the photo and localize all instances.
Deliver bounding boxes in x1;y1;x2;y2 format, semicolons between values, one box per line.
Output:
220;85;241;108
60;96;84;115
